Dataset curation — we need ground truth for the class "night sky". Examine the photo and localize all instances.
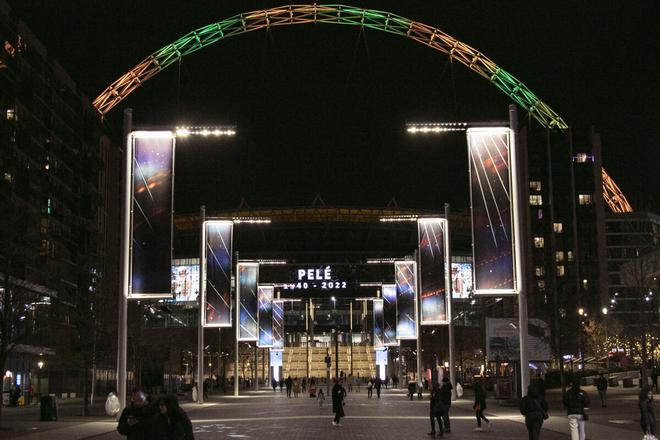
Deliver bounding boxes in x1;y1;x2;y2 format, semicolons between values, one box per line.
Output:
8;1;660;214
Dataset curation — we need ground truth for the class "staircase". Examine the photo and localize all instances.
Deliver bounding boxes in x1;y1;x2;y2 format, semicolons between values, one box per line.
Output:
283;345;376;379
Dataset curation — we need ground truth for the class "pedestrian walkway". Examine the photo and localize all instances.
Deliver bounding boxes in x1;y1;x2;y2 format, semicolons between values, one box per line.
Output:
0;384;648;439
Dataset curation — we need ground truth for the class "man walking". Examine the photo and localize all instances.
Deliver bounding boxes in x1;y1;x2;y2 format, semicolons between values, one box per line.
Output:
439;377;453;433
117;388;157;440
332;378;347;426
563;380;590;440
374;376;382;399
596;373;608;407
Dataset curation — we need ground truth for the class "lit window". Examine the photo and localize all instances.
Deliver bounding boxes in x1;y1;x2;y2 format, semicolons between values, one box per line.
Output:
578;194;593;205
6;108;16;120
582;279;588;289
556;265;565;277
575;153;588;163
567;251;574;262
3;172;11;183
537;280;546;289
555;251;565;262
537;209;543;220
529;195;543;206
529;181;542;192
535;266;545;277
534;237;545;248
553;222;563;233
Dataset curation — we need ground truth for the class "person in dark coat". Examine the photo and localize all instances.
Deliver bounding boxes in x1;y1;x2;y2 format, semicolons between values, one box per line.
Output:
439;377;453;433
331;378;347;426
639;386;656;437
428;382;445;437
374;376;382;399
408;380;416;401
562;380;590;440
520;385;548;440
595;373;608;407
117;388;158;440
285;376;293;398
473;381;491;432
271;378;277;392
154;395;194;440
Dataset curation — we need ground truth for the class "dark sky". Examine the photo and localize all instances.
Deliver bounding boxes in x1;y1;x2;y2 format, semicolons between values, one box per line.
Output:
8;1;660;213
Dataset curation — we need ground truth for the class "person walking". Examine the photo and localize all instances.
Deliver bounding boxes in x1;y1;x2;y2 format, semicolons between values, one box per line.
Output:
428;382;445;437
154;395;194;440
271;378;277;392
293;377;301;398
367;378;373;398
639;386;656;438
595;373;608;407
375;376;382;399
408;379;416;401
473;381;491;432
117;388;158;440
331;378;347;426
520;385;548;440
439;377;453;433
285;376;293;398
562;380;590;440
317;388;326;408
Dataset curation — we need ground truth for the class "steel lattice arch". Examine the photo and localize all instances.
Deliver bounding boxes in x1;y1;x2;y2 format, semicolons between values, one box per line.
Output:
92;4;632;213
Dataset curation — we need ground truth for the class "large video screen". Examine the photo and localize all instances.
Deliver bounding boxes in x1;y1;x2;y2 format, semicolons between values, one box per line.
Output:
395;261;417;340
170;259;199;302
467;128;518;295
451;262;473;299
418;219;449;324
129;132;175;298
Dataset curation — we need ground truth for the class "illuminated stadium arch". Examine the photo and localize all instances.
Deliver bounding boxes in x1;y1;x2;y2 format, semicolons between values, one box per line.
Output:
92;4;631;212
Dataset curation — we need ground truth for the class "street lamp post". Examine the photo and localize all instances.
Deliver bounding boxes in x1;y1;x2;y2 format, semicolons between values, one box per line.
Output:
602;307;609;372
578;308;586;370
37;360;44;401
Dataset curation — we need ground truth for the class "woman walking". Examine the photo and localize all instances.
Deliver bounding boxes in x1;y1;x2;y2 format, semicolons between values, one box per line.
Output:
155;395;194;440
639;386;656;438
428;382;445;437
332;378;347;427
520;385;548;440
473;381;491;432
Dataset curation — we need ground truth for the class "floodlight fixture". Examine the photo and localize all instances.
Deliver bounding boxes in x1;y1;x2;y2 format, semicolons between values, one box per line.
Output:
175;126;236;138
406;122;468;134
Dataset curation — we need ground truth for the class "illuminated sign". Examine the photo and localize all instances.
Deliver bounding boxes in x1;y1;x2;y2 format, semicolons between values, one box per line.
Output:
278;265;349;292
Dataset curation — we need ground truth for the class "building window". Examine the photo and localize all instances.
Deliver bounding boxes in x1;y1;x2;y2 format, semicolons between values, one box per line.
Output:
556;265;565;277
535;266;545;277
567;251;574;262
529;181;542;192
582;279;588;290
537;209;543;220
6;108;16;120
578;194;593;205
555;251;565;262
3;172;11;183
534;237;545;248
529;195;543;206
573;153;594;163
537;280;546;289
553;222;563;233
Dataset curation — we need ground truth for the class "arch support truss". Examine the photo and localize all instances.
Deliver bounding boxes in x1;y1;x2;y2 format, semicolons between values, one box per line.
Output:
92;4;631;212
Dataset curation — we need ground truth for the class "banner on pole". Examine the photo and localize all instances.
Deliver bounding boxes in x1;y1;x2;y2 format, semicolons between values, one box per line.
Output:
272;300;284;350
129;131;175;299
418;218;450;324
237;262;259;341
373;299;384;349
257;285;274;348
467;127;519;295
395;261;417;339
382;284;398;346
202;220;233;327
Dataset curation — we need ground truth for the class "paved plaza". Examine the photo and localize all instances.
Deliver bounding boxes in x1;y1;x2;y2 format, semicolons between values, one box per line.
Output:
0;385;650;439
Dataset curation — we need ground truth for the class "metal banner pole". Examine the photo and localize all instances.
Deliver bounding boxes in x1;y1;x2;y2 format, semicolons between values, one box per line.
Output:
197;205;206;403
117;108;132;413
446;203;457;400
510;105;530;397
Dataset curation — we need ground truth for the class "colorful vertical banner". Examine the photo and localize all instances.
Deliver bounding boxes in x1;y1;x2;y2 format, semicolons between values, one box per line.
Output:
395;261;417;339
257;285;274;348
373;299;385;349
272;300;284;350
237;263;259;341
382;284;398;346
418;218;450;324
129;131;175;298
467;127;519;295
202;220;233;327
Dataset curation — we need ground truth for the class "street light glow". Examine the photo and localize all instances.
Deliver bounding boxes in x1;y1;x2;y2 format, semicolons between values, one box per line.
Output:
175;126;236;137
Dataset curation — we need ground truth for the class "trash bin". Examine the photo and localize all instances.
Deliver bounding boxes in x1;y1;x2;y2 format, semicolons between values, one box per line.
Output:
40;396;58;421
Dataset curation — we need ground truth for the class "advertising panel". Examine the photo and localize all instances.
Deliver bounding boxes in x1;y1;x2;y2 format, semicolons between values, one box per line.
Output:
382;284;398;346
373;299;384;349
451;262;473;299
257;285;274;348
485;318;552;362
467;127;518;295
203;221;233;327
170;258;199;302
418;219;449;324
129;132;175;298
237;263;259;341
375;348;388;365
272;300;284;350
269;349;283;367
395;261;417;339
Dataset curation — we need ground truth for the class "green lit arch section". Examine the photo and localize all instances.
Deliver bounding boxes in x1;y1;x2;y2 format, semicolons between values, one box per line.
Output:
92;4;567;130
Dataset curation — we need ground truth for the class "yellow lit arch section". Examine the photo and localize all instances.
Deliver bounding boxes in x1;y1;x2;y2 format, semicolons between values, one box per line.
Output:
92;4;631;212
